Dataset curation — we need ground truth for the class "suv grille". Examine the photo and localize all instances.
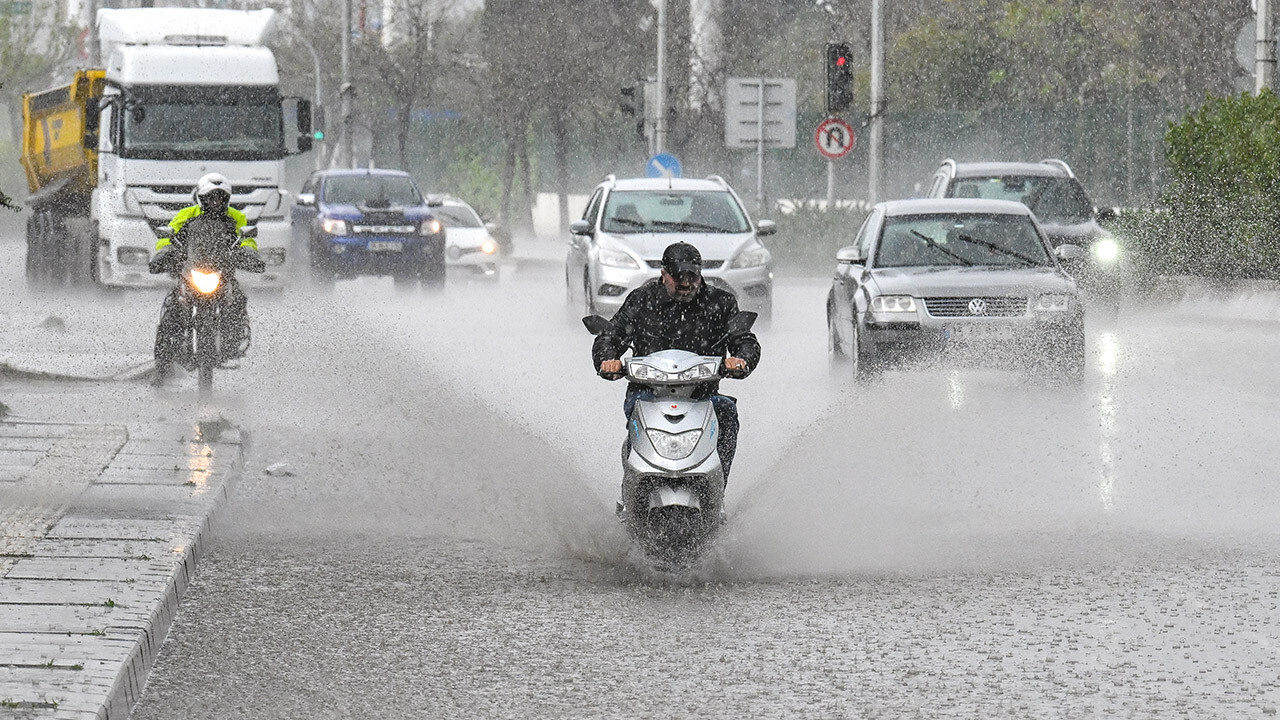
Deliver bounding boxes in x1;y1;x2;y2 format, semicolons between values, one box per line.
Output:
646;260;723;270
924;296;1027;318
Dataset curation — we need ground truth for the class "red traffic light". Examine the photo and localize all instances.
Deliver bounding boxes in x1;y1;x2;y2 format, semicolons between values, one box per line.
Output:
836;56;846;67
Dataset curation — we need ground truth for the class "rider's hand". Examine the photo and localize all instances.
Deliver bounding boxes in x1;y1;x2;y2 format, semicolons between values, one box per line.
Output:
599;359;625;380
724;356;749;378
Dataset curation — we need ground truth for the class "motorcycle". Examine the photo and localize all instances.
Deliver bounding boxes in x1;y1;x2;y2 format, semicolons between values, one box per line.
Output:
583;310;756;567
150;221;264;393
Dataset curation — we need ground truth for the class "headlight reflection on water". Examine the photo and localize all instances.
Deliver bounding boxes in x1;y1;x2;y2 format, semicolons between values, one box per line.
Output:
1096;331;1120;511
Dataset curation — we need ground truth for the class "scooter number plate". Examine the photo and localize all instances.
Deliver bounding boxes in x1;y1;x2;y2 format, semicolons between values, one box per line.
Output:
367;241;403;252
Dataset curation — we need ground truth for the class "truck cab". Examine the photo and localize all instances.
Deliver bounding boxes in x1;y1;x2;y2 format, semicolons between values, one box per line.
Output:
88;8;310;288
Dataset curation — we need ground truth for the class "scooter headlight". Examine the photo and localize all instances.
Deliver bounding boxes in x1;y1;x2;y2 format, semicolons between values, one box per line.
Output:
188;268;221;294
645;428;703;460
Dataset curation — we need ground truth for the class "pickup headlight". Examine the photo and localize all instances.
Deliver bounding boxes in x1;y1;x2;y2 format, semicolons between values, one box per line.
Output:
321;218;348;235
1035;294;1071;312
730;243;771;269
1092;237;1120;263
870;295;917;312
645;428;703;460
597;247;639;269
420;218;442;236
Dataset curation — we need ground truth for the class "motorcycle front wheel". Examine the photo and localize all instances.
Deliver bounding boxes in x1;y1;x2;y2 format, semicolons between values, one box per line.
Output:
195;307;217;393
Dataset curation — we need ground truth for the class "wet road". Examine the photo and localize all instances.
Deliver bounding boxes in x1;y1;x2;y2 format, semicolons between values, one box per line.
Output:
3;236;1280;718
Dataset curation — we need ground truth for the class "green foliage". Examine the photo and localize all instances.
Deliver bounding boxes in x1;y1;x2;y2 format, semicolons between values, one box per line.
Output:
1161;91;1280;280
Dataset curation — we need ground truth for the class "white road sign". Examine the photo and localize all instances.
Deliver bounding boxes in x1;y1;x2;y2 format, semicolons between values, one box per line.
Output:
724;77;796;149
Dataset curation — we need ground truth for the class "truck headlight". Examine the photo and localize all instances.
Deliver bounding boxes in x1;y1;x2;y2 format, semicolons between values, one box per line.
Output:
116;247;150;265
645;428;703;460
1092;237;1120;263
1035;294;1071;312
322;218;348;235
730;243;770;269
261;248;286;266
870;295;917;312
597;247;639;269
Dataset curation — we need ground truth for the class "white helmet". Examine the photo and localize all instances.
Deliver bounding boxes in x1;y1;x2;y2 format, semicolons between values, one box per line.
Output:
193;173;232;203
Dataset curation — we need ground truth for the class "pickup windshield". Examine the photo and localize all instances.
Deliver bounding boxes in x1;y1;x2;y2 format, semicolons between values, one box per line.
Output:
322;175;423;206
120;86;284;161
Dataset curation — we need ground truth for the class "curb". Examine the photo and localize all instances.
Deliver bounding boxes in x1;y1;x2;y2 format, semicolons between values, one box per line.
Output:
0;419;243;719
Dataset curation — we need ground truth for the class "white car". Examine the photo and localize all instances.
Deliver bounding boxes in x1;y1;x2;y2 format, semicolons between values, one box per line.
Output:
430;196;500;278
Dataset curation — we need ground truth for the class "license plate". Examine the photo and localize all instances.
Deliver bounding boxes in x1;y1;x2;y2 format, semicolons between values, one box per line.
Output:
354;225;415;234
366;241;403;252
945;325;1013;341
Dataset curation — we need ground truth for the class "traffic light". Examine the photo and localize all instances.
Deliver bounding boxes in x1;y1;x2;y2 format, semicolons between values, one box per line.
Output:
620;84;641;116
825;41;854;114
312;106;326;141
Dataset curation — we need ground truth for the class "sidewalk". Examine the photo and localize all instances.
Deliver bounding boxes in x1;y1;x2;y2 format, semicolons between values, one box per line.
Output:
0;417;242;719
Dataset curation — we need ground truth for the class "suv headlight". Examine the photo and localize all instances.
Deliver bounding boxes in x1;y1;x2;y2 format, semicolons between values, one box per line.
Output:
645;428;703;460
321;218;348;235
1092;237;1119;263
870;295;917;312
597;247;639;269
730;243;770;269
1035;294;1071;312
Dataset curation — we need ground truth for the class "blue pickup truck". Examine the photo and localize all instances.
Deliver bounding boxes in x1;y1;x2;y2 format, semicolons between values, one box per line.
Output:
291;169;446;288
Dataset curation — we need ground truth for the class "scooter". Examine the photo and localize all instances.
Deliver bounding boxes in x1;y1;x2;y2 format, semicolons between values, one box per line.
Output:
583;311;756;567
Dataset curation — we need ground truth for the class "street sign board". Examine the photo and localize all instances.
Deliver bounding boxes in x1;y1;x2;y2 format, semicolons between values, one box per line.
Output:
815;117;855;159
646;152;682;178
724;78;796;149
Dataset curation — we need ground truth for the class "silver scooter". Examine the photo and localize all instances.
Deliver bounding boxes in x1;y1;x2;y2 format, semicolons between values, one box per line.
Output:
584;311;756;566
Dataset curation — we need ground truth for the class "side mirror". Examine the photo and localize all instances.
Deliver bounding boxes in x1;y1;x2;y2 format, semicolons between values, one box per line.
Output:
426;195;444;208
582;315;613;336
1054;244;1085;262
153;225;174;240
484;222;498;233
296;193;316;207
756;219;777;236
569;219;593;236
836;246;865;265
240;225;258;239
726;310;758;337
83;97;100;150
1096;206;1117;223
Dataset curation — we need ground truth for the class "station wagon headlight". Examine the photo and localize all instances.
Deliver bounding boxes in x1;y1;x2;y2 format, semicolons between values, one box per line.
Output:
646;428;703;460
870;295;917;312
1092;237;1120;263
598;247;640;269
1035;294;1071;312
730;242;770;268
322;218;348;235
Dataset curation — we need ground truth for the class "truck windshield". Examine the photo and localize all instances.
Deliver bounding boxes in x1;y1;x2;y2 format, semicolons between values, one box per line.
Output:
119;86;283;161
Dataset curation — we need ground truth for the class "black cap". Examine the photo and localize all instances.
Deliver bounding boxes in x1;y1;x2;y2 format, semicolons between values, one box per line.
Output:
661;242;703;275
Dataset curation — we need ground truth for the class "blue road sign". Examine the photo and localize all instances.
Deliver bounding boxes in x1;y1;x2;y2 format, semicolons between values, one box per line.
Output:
646;153;682;179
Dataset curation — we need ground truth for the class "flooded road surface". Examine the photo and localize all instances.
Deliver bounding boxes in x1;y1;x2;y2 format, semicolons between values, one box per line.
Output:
4;243;1278;718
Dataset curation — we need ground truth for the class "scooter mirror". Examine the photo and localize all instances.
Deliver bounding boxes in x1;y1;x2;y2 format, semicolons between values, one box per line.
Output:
726;311;758;337
582;315;613;336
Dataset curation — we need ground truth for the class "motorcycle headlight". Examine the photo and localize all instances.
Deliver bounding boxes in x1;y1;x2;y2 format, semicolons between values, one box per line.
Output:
628;361;668;381
597;247;640;269
730;243;770;269
188;269;221;294
420;218;442;236
322;218;348;235
677;361;719;381
1035;294;1071;312
870;295;917;312
1092;237;1120;263
645;428;704;460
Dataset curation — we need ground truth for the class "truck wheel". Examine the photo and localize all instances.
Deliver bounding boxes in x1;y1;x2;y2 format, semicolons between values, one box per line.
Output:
25;215;40;284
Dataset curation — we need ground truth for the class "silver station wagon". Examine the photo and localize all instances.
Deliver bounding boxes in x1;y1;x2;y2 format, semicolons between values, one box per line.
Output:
826;199;1086;381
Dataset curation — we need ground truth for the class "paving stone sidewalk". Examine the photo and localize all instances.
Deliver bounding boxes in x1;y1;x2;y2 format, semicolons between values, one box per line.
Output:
0;417;242;719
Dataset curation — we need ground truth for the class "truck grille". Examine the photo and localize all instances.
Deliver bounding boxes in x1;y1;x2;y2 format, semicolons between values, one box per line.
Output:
924;296;1027;317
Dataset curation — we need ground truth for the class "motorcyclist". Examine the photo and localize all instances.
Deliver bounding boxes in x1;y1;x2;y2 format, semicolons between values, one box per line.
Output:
150;173;259;383
593;241;761;488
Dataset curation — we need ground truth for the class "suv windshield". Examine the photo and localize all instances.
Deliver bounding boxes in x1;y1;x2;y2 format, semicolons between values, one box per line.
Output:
322;176;423;206
876;213;1052;268
601;190;749;234
434;205;483;228
947;175;1093;223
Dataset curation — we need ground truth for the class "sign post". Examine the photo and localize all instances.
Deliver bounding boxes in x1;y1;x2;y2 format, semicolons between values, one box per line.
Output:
725;77;796;210
815;116;855;206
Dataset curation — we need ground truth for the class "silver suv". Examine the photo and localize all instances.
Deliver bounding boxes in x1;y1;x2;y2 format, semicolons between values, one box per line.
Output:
565;175;775;321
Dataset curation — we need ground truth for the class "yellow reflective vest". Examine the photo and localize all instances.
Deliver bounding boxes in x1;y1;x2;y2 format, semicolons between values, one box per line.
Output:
156;206;257;251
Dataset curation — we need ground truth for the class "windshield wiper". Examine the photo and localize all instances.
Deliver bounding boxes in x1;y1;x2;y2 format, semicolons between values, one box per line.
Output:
607;216;647;228
651;219;731;233
909;230;973;266
954;233;1043;267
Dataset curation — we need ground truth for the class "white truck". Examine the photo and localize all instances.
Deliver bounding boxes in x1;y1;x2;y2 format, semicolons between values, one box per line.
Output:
21;7;311;288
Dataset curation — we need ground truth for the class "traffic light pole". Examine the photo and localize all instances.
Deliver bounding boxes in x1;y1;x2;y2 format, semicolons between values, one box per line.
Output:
340;0;354;169
655;0;668;155
869;0;884;205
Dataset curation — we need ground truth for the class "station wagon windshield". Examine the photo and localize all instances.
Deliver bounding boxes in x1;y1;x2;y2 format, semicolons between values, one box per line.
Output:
947;175;1093;223
601;191;749;234
875;213;1052;268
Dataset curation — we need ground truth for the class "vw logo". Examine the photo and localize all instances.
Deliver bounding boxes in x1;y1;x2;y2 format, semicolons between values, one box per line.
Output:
967;298;988;315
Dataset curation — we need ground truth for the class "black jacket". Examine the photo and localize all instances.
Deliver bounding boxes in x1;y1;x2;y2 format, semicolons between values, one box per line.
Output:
592;279;761;394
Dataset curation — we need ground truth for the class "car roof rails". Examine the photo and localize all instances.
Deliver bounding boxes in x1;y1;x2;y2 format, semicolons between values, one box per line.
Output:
602;174;617;187
939;158;957;176
705;174;730;189
1040;158;1075;177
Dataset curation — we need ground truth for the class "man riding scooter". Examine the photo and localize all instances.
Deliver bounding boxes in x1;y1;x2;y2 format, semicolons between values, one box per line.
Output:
593;242;762;508
150;173;260;384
